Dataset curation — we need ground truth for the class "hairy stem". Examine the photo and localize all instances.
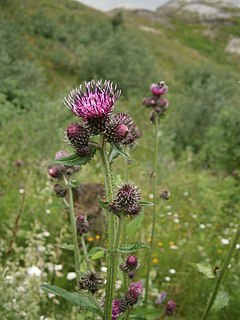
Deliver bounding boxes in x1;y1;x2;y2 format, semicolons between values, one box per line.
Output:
201;228;240;320
144;118;159;305
81;235;93;271
99;134;123;320
65;176;81;283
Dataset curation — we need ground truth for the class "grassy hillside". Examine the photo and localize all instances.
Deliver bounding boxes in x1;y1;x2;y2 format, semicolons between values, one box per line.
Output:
1;0;240;319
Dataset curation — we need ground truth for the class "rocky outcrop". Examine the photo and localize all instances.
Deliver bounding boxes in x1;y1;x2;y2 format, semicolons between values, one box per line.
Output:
157;0;240;23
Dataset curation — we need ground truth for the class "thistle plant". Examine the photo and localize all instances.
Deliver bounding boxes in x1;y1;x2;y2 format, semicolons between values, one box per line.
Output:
142;81;169;305
42;80;150;319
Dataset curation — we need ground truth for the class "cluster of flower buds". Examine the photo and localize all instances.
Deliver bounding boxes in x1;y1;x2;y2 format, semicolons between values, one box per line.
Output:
78;271;103;294
112;281;143;319
120;255;139;278
142;81;169;123
76;214;90;236
64;80;140;154
48;151;80;179
110;183;142;218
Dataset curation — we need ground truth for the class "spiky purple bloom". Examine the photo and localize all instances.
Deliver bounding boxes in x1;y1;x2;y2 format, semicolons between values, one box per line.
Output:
156;291;167;305
120;255;139;274
165;300;177;316
110;183;142;217
106;113;138;146
78;271;102;294
66;122;90;147
76;214;90;236
112;299;121;320
125;281;143;306
150;82;168;96
64;80;121;121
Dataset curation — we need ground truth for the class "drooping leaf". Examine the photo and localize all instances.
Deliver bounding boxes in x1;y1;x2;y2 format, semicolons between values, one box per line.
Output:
139;201;153;207
90;249;105;260
191;261;215;278
111;143;133;161
117;242;151;254
56;244;74;251
211;291;229;313
97;196;109;211
126;214;144;237
40;284;103;316
48;150;96;167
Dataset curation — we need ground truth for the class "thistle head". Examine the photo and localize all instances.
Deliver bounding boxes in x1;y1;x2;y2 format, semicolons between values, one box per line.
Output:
106;113;138;146
112;299;121;320
110;183;142;218
76;214;90;236
165;300;177;316
64;80;121;121
120;255;139;274
78;271;102;294
53;184;67;198
66;122;90;147
150;81;168;96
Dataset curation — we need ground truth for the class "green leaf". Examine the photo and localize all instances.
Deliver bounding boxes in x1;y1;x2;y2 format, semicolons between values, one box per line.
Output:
211;291;229;313
139;201;153;207
118;242;151;254
48;150;96;167
91;249;105;260
111;143;133;161
40;284;103;316
126;214;144;237
109;148;119;163
191;261;215;278
97;196;109;211
55;244;74;251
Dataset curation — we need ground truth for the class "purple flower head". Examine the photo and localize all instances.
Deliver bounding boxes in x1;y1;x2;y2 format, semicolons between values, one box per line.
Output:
64;80;121;121
120;255;139;274
129;281;143;297
76;214;90;236
150;81;168;96
165;300;177;316
78;271;102;294
66;122;90;148
156;291;167;305
106;113;138;146
112;299;121;320
110;183;142;218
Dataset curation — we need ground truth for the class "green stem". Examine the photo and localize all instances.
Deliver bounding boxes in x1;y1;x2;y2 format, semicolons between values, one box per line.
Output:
201;228;240;320
81;236;93;271
99;134;124;319
144;118;159;305
124;308;131;320
65;177;81;283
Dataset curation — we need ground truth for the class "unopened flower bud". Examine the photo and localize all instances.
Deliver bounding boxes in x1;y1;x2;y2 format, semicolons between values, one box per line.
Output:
53;184;67;197
66;122;90;148
48;166;61;179
110;183;142;218
160;189;171;200
76;214;89;236
150;82;168;96
79;271;102;294
165;300;177;316
142;97;156;107
120;255;139;273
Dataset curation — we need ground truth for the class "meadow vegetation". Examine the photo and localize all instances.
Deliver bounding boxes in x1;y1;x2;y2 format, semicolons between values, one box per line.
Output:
1;0;240;319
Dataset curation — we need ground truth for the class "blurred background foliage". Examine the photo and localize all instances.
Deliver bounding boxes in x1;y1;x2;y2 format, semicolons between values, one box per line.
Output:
0;0;240;319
